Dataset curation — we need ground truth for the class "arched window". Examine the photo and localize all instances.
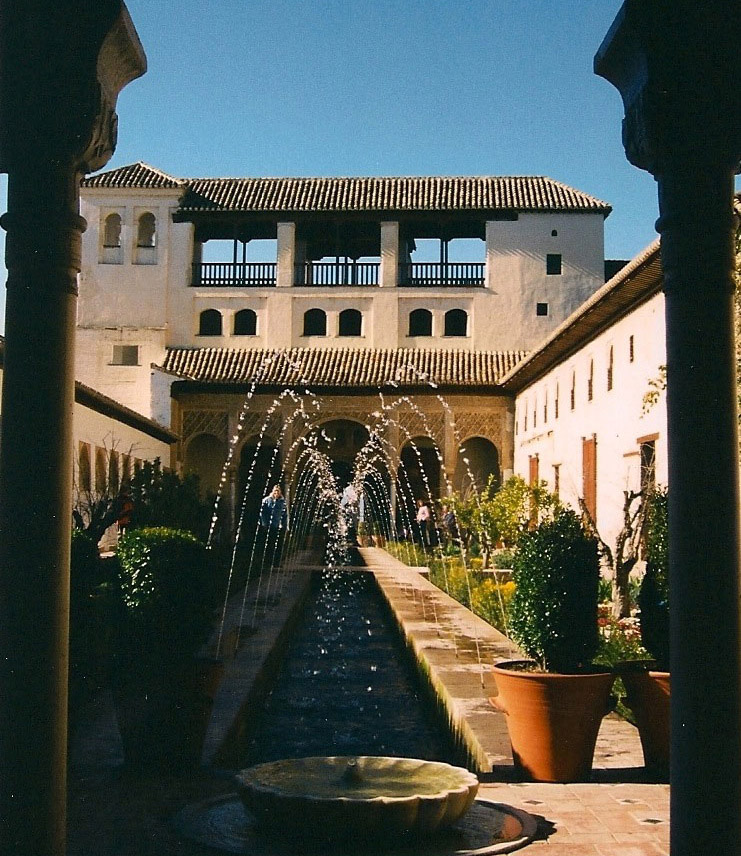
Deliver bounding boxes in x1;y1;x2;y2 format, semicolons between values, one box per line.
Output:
199;309;223;336
136;212;156;248
103;213;122;247
303;308;327;336
408;308;432;337
444;308;468;337
234;308;257;336
338;308;362;337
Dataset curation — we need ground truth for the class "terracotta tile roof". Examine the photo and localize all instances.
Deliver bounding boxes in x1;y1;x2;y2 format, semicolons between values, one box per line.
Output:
83;163;611;215
82;162;184;189
159;347;527;389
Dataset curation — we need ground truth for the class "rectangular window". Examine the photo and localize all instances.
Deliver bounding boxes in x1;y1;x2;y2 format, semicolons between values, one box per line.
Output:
640;440;657;495
629;335;635;363
553;464;560;498
546;253;562;275
111;345;139;366
536;302;549;316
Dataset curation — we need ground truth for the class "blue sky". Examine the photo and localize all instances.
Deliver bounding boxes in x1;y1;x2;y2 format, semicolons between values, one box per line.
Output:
1;1;678;328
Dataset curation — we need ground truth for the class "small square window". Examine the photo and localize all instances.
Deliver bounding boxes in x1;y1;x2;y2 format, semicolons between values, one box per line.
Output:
536;302;549;316
111;345;139;366
546;253;562;275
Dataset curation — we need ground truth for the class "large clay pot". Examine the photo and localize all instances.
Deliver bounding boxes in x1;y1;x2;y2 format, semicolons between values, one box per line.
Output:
620;666;670;774
491;659;615;782
113;655;224;771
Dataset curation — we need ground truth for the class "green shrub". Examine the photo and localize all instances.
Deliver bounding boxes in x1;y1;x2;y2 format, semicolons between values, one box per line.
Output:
116;527;215;661
638;488;670;670
509;508;600;672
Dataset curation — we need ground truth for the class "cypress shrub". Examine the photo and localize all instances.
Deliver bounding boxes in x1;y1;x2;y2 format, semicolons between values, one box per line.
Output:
509;508;601;672
638;488;670;671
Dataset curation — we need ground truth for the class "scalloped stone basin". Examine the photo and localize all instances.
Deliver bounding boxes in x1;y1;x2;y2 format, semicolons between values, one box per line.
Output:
235;756;479;844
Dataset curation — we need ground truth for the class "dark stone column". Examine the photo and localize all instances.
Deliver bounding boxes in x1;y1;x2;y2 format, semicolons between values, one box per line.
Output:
0;4;145;853
596;3;741;854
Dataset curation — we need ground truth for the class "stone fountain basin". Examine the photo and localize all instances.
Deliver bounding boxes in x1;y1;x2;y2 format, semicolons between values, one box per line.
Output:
234;755;479;843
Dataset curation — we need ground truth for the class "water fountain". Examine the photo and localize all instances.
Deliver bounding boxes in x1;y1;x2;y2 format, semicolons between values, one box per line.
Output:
174;354;534;854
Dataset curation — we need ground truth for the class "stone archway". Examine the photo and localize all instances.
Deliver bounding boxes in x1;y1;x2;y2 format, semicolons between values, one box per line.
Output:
396;436;441;537
454;436;500;497
183;432;228;497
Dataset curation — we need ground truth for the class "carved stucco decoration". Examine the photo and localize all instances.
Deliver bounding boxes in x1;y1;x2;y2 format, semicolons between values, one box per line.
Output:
182;410;229;444
453;411;503;447
396;410;446;451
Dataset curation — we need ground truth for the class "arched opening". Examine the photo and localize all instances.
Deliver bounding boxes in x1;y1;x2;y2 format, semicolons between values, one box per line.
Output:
103;213;121;247
199;308;223;336
237;439;282;524
408;308;432;337
303;308;327;337
338;308;362;337
396;436;441;539
101;212;123;264
234;308;257;336
184;433;228;497
306;419;370;487
444;308;468;337
136;212;156;247
454;436;500;497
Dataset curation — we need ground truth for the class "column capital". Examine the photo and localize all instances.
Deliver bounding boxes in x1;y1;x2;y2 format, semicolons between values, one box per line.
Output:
594;0;740;177
0;1;146;175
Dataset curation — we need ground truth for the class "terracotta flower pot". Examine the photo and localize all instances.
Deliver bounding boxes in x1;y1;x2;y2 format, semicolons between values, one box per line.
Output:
491;660;615;782
620;666;670;774
113;655;224;771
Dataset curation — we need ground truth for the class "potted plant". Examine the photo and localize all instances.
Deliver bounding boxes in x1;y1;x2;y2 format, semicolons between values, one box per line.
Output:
491;508;614;782
112;527;223;770
621;487;670;774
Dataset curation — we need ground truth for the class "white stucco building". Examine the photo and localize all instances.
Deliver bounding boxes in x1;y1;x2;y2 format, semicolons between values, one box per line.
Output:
501;240;667;548
73;161;682;548
77;162;611;419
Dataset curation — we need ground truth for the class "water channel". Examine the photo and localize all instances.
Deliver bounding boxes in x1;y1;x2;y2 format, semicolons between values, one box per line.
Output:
242;565;455;766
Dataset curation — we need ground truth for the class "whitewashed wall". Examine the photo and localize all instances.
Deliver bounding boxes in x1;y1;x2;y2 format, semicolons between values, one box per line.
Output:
513;291;667;551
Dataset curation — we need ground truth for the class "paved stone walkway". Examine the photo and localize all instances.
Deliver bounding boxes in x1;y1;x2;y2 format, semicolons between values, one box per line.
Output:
67;550;669;855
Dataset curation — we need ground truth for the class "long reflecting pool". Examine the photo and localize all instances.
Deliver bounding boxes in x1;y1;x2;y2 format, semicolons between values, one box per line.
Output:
243;569;454;765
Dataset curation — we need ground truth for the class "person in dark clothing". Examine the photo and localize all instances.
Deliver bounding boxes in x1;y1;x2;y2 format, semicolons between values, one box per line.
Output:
258;485;288;566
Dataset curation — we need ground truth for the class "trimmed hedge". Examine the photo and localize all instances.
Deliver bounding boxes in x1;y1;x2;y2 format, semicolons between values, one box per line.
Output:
509;509;600;672
116;527;215;659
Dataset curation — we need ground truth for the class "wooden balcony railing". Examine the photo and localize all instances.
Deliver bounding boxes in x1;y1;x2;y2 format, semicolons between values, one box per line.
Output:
399;262;485;287
192;262;277;286
298;261;380;286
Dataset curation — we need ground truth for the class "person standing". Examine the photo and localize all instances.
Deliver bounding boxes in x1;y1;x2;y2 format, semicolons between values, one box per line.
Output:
259;485;288;566
416;498;431;548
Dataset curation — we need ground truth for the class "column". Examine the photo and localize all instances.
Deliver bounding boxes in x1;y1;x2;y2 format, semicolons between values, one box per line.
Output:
380;221;399;288
276;221;296;288
596;4;741;854
0;5;145;854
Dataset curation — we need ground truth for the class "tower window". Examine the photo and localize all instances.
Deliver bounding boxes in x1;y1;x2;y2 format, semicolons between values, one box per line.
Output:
338;308;362;337
607;346;614;391
444;308;468;337
303;308;327;336
103;213;122;248
536;302;549;316
199;309;223;336
136;212;156;248
408;308;432;337
546;253;562;275
234;308;257;336
111;344;139;366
